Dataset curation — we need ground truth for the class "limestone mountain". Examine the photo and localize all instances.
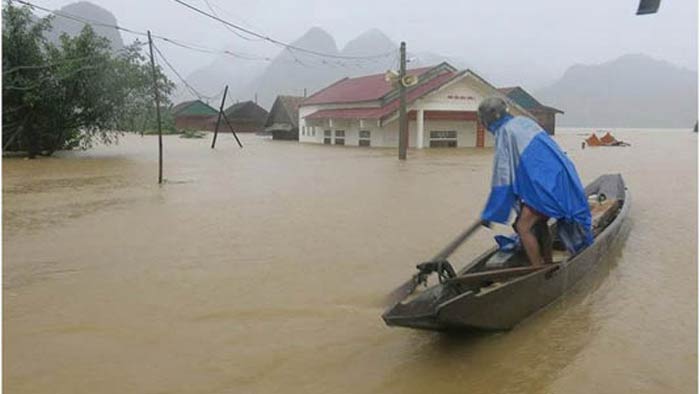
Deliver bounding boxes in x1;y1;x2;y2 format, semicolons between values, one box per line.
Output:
244;27;342;108
172;48;267;105
339;28;396;77
44;1;124;52
535;54;698;128
180;27;468;109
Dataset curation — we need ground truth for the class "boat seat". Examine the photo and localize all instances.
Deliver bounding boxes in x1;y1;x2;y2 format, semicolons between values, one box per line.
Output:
590;199;622;236
483;198;622;269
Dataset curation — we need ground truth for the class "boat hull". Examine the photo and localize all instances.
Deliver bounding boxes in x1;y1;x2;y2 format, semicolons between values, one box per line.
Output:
383;175;631;331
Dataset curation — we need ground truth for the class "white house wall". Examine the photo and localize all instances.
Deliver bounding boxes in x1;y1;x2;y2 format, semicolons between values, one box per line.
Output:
298;101;381;144
298;73;506;148
412;78;483;112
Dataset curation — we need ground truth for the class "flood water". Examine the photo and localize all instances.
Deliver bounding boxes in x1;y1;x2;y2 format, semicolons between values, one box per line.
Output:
3;129;697;394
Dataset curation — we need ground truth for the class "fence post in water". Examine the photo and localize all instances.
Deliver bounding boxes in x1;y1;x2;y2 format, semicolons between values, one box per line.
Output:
211;85;229;149
147;30;163;184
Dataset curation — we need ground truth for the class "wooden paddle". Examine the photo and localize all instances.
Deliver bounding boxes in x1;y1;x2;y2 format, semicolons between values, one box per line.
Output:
444;263;560;287
383;219;484;307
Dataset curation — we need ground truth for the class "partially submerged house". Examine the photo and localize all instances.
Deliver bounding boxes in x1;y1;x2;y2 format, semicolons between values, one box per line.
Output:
265;95;305;140
219;101;268;133
498;86;563;135
298;62;534;148
172;100;218;131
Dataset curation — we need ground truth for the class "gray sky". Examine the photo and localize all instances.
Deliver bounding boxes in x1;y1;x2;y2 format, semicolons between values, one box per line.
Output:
35;0;698;88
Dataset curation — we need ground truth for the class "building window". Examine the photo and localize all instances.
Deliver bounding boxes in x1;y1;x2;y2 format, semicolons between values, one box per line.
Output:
359;130;371;147
324;129;331;144
302;126;306;136
335;130;345;145
312;128;315;136
430;130;457;147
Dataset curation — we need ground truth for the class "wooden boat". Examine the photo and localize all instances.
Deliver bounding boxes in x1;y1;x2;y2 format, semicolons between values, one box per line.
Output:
382;174;630;331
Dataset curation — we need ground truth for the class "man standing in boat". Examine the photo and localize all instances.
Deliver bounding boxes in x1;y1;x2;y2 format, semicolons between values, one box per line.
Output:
477;97;593;266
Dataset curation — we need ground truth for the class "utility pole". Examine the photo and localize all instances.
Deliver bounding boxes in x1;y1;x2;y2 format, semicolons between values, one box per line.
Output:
211;85;228;149
221;111;244;148
398;41;408;160
211;85;243;149
147;30;163;184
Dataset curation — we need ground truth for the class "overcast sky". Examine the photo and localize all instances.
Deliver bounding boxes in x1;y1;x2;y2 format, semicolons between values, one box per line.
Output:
33;0;698;88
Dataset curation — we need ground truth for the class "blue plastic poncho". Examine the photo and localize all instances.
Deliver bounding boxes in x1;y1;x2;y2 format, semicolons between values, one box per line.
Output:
481;115;593;253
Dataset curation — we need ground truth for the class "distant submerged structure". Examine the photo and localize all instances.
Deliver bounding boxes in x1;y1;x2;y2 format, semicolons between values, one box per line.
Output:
585;132;630;147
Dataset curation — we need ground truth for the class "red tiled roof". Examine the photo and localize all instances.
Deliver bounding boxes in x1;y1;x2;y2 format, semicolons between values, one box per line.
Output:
303;66;434;105
305;70;462;121
305;107;386;120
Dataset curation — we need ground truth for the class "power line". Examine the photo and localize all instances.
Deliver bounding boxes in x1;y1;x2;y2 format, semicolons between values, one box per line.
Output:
11;0;272;63
4;64;99;90
4;54;95;74
9;0;398;85
170;0;394;61
3;42;147;74
12;0;148;37
13;0;394;70
202;0;264;42
156;35;269;61
204;0;267;36
151;41;214;101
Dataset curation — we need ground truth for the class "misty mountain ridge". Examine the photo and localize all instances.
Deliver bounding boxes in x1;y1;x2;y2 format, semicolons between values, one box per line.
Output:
25;2;696;128
185;26;469;108
536;53;698;128
243;26;343;107
44;1;124;52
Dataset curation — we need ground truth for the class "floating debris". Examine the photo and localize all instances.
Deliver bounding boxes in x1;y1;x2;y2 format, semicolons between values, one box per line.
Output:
584;131;630;147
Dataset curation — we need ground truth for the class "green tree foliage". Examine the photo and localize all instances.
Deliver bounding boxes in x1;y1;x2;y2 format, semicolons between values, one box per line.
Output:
2;3;175;157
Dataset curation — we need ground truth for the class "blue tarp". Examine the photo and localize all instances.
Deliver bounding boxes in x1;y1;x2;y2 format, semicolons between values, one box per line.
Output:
481;115;593;253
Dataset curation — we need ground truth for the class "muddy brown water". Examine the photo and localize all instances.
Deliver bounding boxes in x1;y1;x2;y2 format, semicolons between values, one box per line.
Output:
3;130;697;394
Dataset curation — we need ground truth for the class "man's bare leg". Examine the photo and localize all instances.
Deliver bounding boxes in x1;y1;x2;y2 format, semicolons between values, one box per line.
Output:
535;220;554;264
515;205;545;267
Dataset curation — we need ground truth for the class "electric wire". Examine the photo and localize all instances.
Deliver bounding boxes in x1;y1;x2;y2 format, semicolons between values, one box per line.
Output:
12;0;394;69
202;0;264;42
152;41;219;101
11;0;271;63
170;0;394;61
3;42;147;74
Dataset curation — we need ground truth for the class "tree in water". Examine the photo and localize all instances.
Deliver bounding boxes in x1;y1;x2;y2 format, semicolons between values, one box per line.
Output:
2;3;175;157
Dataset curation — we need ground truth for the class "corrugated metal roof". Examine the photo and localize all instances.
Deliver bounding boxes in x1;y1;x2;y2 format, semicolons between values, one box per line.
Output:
172;100;218;116
172;100;195;114
497;86;563;114
224;101;268;122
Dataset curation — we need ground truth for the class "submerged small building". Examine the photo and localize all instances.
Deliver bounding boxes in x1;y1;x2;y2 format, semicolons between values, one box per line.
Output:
265;96;305;140
172;100;219;131
498;86;563;135
298;62;534;148
219;101;268;133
